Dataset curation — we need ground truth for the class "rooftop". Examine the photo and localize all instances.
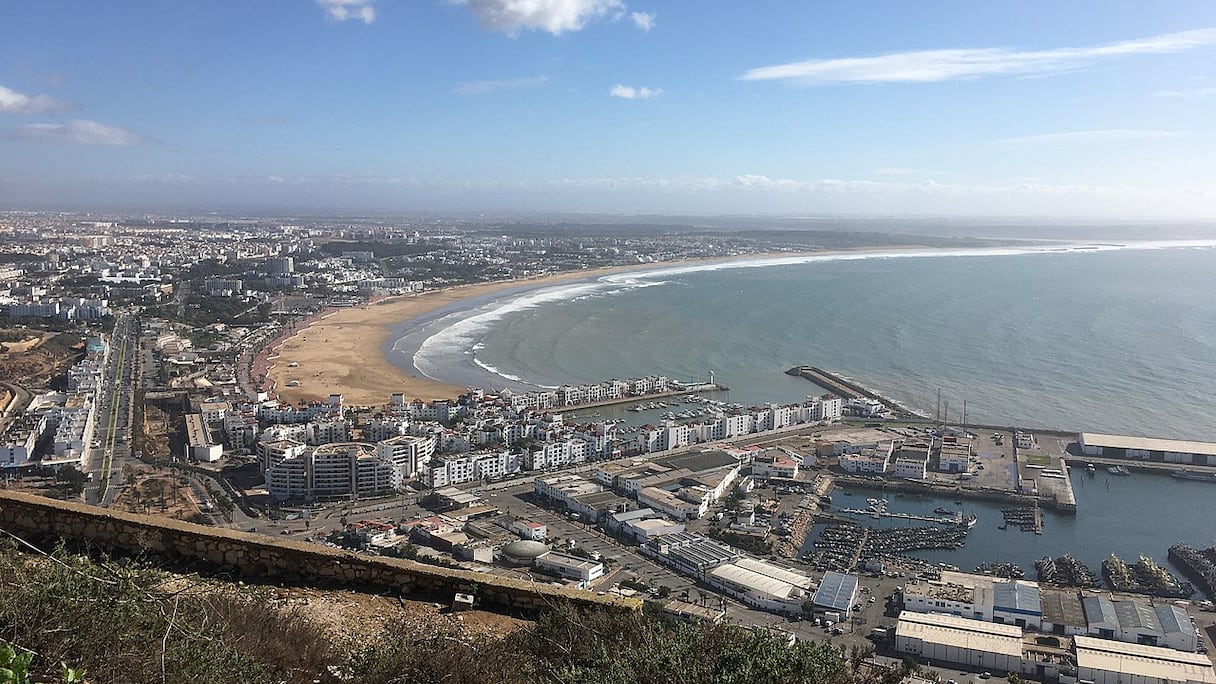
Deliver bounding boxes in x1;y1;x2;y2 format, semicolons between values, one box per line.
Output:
897;612;1024;658
1081;432;1216;457
1074;635;1216;684
813;571;859;612
709;563;804;600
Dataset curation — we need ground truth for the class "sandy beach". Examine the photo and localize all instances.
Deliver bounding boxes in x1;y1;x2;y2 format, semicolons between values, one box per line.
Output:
267;264;665;406
266;247;935;407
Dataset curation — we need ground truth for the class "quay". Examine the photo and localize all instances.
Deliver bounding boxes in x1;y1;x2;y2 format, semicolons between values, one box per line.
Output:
785;365;926;418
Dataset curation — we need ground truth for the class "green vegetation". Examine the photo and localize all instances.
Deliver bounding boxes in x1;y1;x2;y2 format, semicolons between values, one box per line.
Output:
0;540;905;684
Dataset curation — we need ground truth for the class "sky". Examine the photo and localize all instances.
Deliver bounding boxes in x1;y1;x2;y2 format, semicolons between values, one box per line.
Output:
2;0;1216;218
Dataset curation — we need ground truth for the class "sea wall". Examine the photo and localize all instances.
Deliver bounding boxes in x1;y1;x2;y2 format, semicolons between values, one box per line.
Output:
0;491;640;614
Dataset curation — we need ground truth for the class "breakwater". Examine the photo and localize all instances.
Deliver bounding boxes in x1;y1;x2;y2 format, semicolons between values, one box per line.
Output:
785;365;924;418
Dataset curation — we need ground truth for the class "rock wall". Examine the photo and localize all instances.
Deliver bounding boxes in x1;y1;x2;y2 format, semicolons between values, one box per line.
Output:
0;491;640;614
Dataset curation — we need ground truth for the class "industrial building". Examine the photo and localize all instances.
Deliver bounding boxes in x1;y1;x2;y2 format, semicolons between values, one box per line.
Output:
706;557;815;614
896;612;1026;673
811;570;859;620
1073;636;1216;684
1079;433;1216;467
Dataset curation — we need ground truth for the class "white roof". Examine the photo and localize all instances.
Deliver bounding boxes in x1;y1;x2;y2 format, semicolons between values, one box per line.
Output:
733;557;814;590
1074;635;1216;684
1081;433;1216;457
709;563;801;600
897;612;1023;658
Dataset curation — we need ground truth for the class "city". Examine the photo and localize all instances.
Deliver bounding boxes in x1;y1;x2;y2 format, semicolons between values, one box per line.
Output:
3;211;1216;684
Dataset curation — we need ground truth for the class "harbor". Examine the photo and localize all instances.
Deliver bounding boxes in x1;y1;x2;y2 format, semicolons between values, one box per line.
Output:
801;468;1216;594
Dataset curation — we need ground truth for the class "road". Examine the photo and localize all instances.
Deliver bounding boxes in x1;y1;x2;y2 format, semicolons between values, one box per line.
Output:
84;313;138;506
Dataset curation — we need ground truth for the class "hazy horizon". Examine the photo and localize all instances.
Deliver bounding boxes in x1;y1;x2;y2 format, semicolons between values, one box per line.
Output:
3;1;1216;218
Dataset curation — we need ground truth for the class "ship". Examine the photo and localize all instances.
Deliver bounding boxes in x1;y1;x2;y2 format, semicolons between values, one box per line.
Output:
1172;469;1216;483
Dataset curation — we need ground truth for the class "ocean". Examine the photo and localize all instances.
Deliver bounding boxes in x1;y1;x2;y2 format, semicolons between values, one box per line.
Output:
385;240;1216;574
391;241;1216;441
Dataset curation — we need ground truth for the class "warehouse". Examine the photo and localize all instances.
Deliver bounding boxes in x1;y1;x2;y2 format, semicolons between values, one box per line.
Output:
1073;635;1216;684
1079;433;1216;466
895;612;1024;672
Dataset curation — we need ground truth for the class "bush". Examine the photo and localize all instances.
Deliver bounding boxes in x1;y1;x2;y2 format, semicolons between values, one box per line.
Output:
0;541;885;684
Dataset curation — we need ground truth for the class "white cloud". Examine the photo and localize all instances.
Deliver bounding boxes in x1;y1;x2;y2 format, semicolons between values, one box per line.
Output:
453;75;550;95
12;119;147;146
1153;86;1216;98
740;27;1216;84
994;129;1185;144
630;11;655;32
610;83;662;99
456;0;624;35
316;0;376;24
0;84;73;114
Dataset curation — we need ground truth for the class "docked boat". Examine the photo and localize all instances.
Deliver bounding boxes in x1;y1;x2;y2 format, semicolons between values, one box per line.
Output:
1172;469;1216;483
933;507;953;515
1106;465;1131;476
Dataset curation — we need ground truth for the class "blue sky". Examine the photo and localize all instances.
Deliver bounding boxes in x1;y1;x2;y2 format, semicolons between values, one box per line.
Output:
2;0;1215;217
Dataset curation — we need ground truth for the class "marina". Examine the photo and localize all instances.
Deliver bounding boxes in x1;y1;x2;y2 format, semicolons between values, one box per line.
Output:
791;468;1216;594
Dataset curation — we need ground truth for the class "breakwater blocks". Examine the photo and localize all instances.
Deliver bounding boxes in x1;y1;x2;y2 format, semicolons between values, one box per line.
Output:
0;491;640;615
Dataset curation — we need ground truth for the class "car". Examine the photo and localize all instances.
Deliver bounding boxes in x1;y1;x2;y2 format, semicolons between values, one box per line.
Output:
979;673;991;680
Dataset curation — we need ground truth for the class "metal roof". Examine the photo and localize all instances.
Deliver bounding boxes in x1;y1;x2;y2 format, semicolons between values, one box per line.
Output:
709;563;803;600
1155;604;1190;635
1081;432;1216;457
897;612;1023;658
733;557;814;590
1074;635;1216;684
813;571;859;612
1040;590;1087;628
1114;599;1162;632
993;581;1041;614
1083;596;1119;628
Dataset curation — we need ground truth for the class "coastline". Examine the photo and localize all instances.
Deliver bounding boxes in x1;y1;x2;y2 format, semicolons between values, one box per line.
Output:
265;239;1182;409
267;253;810;405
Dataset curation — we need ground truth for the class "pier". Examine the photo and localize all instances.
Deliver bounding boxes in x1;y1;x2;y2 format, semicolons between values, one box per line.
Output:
785;365;926;418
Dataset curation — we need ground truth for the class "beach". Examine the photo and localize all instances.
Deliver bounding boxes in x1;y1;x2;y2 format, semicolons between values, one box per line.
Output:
267;262;710;406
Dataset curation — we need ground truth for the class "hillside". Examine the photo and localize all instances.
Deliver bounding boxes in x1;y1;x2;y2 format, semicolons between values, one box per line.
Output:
0;539;893;684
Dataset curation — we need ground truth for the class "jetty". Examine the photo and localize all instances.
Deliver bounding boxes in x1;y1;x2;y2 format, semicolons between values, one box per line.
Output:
785;365;925;418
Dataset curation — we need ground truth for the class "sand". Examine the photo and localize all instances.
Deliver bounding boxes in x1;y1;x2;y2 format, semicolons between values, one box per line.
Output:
267;265;651;406
265;248;909;407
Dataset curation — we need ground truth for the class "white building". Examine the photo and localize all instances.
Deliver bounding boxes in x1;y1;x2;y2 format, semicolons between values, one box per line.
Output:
265;442;399;501
533;551;604;584
637;486;707;521
184;413;222;462
706;557;814;614
840;448;888;475
895;612;1024;673
374;434;435;480
1073;635;1216;684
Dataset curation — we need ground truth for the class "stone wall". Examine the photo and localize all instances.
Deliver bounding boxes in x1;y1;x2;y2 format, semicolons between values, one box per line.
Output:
0;491;641;614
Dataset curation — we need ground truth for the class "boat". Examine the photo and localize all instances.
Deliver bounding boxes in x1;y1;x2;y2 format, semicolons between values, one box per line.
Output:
1106;465;1131;476
1086;463;1096;475
998;524;1007;530
1172;469;1216;483
934;507;953;515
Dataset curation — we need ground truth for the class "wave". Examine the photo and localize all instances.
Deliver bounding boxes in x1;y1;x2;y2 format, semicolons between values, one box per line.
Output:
404;239;1216;389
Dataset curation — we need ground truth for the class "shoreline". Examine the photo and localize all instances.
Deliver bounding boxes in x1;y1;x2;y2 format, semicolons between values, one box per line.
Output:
267;252;816;405
266;239;1179;409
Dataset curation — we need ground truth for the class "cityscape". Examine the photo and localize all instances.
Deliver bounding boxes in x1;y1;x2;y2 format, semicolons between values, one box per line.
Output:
2;212;1216;684
4;1;1216;682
